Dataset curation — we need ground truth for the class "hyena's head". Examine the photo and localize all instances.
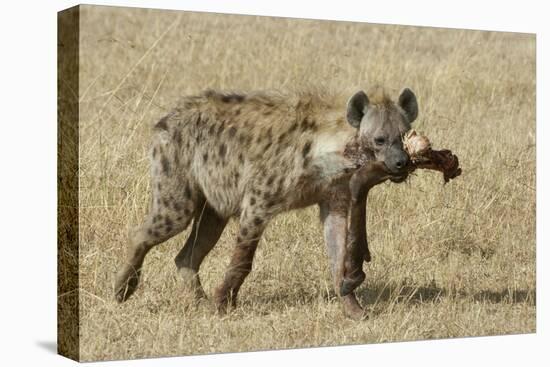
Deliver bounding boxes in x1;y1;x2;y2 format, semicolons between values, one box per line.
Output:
346;87;418;183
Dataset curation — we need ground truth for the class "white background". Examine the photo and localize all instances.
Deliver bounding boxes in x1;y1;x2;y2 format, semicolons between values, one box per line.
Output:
0;0;546;365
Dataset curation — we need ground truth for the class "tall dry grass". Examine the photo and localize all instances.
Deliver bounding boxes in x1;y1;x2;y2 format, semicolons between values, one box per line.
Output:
72;5;535;361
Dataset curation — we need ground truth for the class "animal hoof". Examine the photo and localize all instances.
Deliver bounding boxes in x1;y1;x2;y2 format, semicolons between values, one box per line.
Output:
345;307;368;321
342;295;368;320
364;249;372;263
340;272;366;297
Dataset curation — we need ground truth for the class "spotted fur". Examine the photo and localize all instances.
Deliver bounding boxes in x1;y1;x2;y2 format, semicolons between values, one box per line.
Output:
115;87;419;318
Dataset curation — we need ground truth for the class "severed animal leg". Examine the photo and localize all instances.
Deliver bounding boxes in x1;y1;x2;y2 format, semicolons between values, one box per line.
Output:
340;161;392;297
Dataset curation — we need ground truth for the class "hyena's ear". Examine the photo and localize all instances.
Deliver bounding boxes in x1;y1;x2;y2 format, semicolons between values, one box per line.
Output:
398;88;418;123
346;90;370;128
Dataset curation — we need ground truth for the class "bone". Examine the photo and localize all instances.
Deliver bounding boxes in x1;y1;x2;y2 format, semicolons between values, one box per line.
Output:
403;130;462;183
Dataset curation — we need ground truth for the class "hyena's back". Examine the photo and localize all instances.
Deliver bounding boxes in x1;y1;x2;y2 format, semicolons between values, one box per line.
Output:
149;90;353;219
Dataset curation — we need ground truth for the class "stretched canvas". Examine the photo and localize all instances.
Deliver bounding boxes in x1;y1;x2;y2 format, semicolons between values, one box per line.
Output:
58;4;536;362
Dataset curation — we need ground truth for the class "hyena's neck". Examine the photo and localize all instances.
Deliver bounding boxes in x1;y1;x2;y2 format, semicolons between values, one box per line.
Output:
343;136;376;167
309;121;359;181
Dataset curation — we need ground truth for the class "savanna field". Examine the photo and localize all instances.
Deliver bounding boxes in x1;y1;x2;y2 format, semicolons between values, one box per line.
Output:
68;5;535;361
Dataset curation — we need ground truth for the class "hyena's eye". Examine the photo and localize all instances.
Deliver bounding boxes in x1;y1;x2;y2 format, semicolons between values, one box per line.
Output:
374;137;386;146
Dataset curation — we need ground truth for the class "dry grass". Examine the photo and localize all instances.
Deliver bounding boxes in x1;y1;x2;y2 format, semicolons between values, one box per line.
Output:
73;5;535;362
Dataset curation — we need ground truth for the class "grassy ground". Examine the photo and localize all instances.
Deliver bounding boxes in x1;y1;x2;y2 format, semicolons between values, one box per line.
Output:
73;5;535;361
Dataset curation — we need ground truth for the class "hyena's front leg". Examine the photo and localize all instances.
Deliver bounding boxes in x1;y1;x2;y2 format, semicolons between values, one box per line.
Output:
340;161;392;297
320;188;365;321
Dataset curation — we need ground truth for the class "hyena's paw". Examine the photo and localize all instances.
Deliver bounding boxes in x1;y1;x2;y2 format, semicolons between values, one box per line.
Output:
114;265;141;303
213;287;238;315
177;267;207;300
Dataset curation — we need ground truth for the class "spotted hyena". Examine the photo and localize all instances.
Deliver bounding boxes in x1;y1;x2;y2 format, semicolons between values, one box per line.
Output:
115;86;418;319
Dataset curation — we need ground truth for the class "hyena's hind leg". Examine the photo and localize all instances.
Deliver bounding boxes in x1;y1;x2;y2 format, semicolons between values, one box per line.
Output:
174;202;228;299
115;154;201;302
114;187;198;302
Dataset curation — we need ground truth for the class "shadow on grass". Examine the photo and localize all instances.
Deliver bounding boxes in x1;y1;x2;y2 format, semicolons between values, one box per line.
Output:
356;282;535;307
240;290;323;309
357;282;446;306
473;289;536;304
238;282;535;312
